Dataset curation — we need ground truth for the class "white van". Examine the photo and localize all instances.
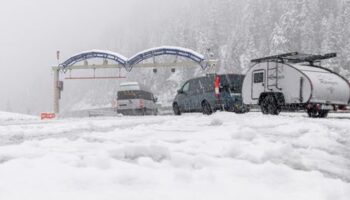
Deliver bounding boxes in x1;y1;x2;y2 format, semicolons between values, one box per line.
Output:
242;52;350;118
114;82;158;115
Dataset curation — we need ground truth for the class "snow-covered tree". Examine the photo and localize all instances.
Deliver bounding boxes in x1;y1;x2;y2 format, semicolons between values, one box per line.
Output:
63;0;350;110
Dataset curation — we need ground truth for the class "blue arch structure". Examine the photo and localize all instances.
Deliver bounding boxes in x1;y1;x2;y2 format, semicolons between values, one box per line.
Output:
59;50;128;68
59;46;208;71
126;46;208;71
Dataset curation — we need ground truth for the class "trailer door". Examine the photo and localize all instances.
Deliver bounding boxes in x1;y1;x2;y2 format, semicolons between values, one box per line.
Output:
252;70;265;99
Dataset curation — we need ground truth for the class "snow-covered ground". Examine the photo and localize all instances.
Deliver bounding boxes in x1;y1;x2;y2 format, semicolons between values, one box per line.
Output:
0;111;37;122
0;112;349;200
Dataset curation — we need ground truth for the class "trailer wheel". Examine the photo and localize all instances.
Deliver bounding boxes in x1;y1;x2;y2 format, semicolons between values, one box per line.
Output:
307;109;329;118
319;110;329;118
261;95;280;115
260;98;269;115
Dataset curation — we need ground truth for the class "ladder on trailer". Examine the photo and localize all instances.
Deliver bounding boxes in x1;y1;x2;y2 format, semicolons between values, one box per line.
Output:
267;62;281;90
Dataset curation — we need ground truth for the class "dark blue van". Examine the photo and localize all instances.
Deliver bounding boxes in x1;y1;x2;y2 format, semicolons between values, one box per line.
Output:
173;74;249;115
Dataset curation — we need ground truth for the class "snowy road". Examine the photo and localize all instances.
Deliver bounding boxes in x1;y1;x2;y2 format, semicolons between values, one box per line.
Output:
0;112;349;200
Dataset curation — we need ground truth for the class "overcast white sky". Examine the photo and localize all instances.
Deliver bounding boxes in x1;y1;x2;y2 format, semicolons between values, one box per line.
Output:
0;0;180;113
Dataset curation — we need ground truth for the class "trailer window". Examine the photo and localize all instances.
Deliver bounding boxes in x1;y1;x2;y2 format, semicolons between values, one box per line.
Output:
254;72;264;83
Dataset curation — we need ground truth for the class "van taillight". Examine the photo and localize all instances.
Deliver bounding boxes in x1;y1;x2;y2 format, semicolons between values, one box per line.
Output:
214;75;220;96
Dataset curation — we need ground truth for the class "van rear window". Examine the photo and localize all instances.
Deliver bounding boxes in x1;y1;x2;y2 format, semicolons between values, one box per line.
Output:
220;75;244;93
117;90;153;100
199;78;214;92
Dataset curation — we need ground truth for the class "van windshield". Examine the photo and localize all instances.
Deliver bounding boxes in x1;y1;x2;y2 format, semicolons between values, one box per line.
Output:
117;90;153;100
220;74;244;93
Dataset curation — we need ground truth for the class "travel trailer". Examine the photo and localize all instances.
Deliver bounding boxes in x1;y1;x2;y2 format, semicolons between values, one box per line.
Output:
242;52;350;118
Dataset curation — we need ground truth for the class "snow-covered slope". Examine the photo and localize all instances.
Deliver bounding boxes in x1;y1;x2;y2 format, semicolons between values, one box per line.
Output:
0;111;37;122
0;112;349;200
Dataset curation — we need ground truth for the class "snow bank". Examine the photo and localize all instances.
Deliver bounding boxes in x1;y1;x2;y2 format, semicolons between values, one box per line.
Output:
110;145;171;162
0;112;349;200
0;111;37;122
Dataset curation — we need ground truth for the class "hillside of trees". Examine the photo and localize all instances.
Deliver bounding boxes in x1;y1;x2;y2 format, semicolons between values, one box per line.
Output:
124;0;350;74
61;0;350;111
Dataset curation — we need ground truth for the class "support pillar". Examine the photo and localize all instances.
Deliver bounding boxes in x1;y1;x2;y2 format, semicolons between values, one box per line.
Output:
53;69;60;114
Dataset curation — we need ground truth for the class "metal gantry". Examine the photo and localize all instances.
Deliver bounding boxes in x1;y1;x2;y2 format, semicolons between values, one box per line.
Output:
52;46;217;114
59;50;127;68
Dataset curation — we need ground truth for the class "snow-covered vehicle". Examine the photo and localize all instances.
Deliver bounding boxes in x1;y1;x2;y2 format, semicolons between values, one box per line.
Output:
114;82;158;115
242;52;350;118
173;74;249;115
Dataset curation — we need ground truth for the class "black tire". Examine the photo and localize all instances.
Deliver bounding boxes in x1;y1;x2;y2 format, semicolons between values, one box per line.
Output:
202;101;213;115
307;109;316;118
261;95;281;115
307;109;329;118
319;110;329;118
260;101;269;115
173;103;181;116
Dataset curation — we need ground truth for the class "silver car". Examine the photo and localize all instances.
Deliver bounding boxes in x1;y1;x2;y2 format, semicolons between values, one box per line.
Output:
115;82;158;115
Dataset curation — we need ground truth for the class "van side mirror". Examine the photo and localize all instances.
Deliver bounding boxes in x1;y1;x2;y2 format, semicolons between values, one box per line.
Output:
177;89;183;94
153;97;158;103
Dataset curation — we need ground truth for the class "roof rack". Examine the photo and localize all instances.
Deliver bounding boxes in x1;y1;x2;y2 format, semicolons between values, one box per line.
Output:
251;52;298;63
251;52;337;65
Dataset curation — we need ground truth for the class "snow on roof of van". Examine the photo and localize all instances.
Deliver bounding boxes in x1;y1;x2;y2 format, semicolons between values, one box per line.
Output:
119;82;152;92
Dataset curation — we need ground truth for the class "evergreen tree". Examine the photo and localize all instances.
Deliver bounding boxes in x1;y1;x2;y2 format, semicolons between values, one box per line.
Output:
321;14;340;71
340;0;350;75
63;0;350;110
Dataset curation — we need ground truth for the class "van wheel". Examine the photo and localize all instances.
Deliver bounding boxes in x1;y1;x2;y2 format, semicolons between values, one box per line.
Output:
307;109;317;118
202;101;213;115
173;103;181;116
261;95;280;115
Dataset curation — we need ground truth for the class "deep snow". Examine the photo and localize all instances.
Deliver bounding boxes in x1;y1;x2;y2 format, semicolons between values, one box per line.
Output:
0;111;349;200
